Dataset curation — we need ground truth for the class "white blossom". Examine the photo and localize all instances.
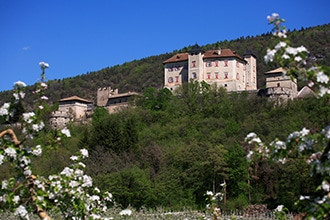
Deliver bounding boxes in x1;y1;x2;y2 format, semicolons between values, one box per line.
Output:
74;169;84;176
275;204;284;212
39;61;49;69
322;180;330;192
319;86;330;97
296;46;308;53
13;195;20;203
82;175;93;187
78;162;86;168
299;128;310;137
285;47;298;56
19;156;31;167
316;71;329;84
14;81;27;87
23;167;32;176
61;128;71;137
321;125;330;139
247;151;254;162
41;96;48;100
294;56;302;62
13;93;19;100
5;147;17;159
0;154;4;165
0;103;10;116
14;205;29;220
276;31;287;38
299;195;310;200
104;192;113;201
206;191;213;196
2;180;8;189
264;49;276;63
70;155;79;161
32;145;42;156
23;112;35;123
282;54;290;59
61;167;74;177
119;209;132;216
80;149;89;158
272;140;286;150
32;121;45;132
275;41;286;50
69;180;80;188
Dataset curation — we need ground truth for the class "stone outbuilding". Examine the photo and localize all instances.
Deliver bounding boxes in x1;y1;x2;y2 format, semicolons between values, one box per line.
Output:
50;96;92;129
97;87;139;114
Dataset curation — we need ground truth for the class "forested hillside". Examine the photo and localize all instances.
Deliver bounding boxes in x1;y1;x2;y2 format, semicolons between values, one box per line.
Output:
2;82;328;212
0;23;329;107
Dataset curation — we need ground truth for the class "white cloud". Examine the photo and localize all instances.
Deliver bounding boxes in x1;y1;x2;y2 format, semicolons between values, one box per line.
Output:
22;46;31;51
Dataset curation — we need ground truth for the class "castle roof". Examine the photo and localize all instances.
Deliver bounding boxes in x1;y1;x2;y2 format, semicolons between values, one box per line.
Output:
297;86;317;98
59;96;92;104
189;43;205;54
163;48;247;64
108;91;139;99
265;67;284;74
203;49;246;62
163;53;189;64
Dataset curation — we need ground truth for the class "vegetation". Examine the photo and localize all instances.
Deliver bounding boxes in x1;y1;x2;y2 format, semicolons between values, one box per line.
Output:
2;82;327;214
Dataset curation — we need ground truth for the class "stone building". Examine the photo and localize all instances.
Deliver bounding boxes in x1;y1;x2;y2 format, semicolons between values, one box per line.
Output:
50;96;92;129
264;67;298;101
97;87;139;114
163;44;257;92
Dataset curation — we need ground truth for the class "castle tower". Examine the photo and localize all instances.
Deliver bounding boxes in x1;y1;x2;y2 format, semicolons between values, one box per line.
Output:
243;50;257;90
97;87;112;107
188;44;205;81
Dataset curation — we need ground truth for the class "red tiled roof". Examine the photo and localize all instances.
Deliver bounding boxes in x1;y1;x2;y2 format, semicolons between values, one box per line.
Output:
59;96;92;103
203;49;245;61
163;53;189;64
163;49;246;64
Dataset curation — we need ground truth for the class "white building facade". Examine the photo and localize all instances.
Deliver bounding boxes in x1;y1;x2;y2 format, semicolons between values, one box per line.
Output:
163;44;257;92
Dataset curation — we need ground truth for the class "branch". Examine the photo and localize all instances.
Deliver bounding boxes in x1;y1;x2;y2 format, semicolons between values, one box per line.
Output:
0;128;20;146
0;129;53;219
27;175;53;220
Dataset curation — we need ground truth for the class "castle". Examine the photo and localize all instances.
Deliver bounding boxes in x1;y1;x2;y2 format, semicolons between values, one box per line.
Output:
50;88;138;129
50;45;313;129
163;44;257;92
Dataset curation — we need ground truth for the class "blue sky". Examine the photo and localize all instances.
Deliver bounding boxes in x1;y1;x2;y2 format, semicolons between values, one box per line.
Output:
1;0;329;91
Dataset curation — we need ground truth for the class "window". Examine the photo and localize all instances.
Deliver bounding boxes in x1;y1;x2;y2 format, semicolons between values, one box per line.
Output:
168;77;173;83
175;76;179;83
277;83;280;87
206;61;212;67
236;73;239;80
207;72;211;79
224;60;228;67
192;61;196;67
224;72;228;79
192;72;197;79
215;72;219;79
215;61;219;67
168;67;173;72
236;61;239;68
